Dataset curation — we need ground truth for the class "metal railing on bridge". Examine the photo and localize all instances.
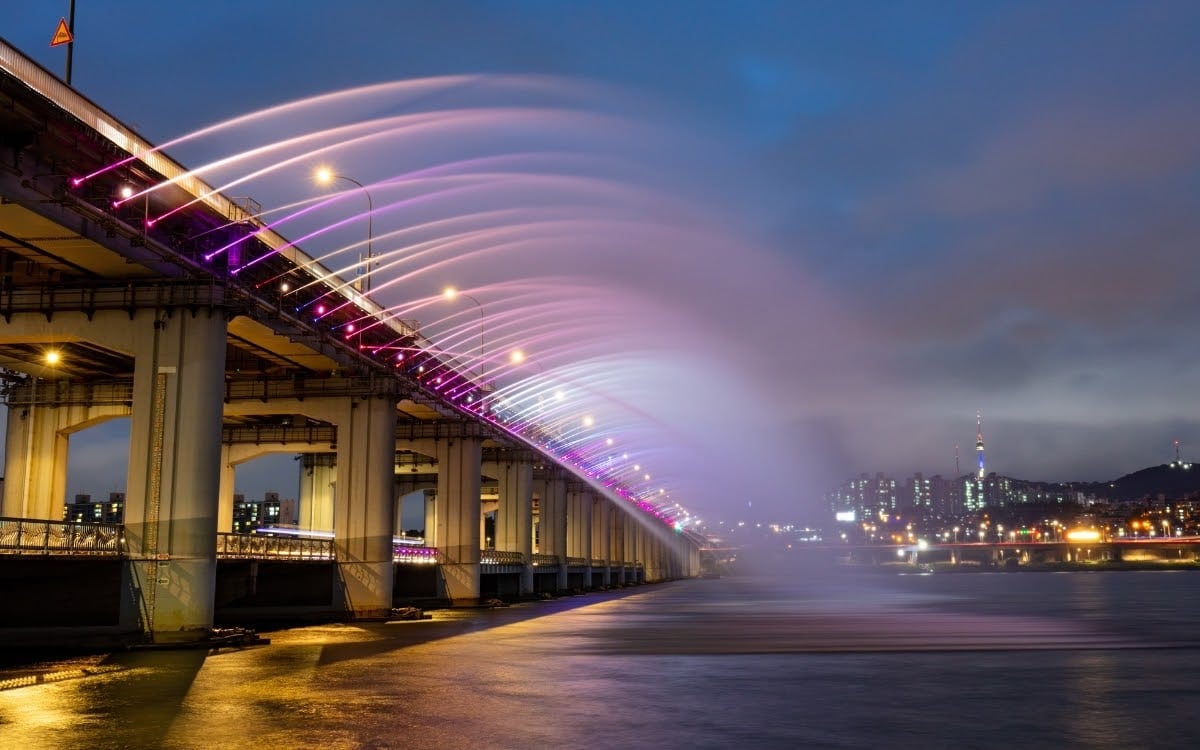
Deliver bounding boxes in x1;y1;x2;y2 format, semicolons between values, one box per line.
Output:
216;532;333;561
394;546;439;565
531;553;559;567
481;550;524;566
0;518;124;556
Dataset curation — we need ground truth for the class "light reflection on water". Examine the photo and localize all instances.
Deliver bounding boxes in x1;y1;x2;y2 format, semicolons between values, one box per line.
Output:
3;570;1200;749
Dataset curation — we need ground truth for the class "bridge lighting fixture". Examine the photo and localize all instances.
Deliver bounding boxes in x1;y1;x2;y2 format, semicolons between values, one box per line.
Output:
510;349;525;364
582;415;594;428
442;287;485;373
44;350;61;366
314;166;374;292
118;185;134;200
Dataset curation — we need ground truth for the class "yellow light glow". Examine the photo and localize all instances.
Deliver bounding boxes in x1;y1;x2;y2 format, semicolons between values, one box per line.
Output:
1065;529;1101;542
314;166;334;185
443;286;458;300
45;350;61;365
510;349;525;364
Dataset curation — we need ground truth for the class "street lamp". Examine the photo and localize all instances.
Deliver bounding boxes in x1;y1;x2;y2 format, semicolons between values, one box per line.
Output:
314;167;374;293
442;286;485;370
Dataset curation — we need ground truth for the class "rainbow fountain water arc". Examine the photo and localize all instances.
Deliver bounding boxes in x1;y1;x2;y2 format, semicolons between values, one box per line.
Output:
81;75;841;532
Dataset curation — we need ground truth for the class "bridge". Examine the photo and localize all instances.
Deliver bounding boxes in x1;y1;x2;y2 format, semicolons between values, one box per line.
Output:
833;537;1200;567
0;38;700;644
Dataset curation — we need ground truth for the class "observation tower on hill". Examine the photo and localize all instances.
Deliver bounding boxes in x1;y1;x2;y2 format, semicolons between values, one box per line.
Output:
976;412;986;479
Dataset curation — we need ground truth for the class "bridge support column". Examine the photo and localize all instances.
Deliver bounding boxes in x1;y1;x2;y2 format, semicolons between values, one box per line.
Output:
535;474;568;592
647;533;662;582
2;388;130;520
331;396;398;620
593;498;611;586
395;476;436;537
566;485;593;588
298;453;337;532
425;438;483;605
485;459;534;595
123;309;227;643
623;512;635;583
216;443;286;533
610;509;626;583
3;401;68;520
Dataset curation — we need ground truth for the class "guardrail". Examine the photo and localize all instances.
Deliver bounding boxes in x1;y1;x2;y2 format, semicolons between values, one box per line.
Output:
394;546;439;565
531;553;559;567
481;550;524;566
0;518;124;555
566;556;588;567
217;532;333;560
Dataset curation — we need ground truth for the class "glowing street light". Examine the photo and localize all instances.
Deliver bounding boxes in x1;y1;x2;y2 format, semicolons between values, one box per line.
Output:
442;286;485;370
314;167;374;293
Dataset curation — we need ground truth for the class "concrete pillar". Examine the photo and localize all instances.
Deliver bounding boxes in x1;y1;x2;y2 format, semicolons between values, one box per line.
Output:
593;498;611;585
535;474;568;591
394;478;436;537
122;309;227;643
423;491;437;546
331;396;398;619
628;511;638;583
429;438;483;605
298;453;337;532
484;459;534;594
610;509;625;583
566;486;593;587
2;400;67;520
216;443;289;533
648;532;662;582
2;390;129;520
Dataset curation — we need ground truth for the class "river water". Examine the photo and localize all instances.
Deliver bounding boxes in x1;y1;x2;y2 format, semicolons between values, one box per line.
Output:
3;564;1200;749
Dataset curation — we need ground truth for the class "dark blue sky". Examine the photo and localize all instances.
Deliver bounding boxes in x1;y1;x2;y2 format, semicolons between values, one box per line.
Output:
6;2;1200;522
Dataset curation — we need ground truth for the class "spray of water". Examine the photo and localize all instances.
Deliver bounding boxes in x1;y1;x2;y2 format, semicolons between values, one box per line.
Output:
88;75;853;530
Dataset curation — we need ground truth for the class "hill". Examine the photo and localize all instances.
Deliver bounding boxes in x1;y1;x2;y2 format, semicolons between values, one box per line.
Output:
1075;463;1200;502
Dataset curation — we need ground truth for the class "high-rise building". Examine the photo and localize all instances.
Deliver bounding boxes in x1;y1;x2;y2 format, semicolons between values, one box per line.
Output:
64;492;125;523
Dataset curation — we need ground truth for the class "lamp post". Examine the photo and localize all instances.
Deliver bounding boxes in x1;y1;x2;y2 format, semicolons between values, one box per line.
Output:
442;286;485;371
314;167;374;293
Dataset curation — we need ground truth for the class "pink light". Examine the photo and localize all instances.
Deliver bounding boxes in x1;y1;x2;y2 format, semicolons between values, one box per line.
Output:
316;304;327;315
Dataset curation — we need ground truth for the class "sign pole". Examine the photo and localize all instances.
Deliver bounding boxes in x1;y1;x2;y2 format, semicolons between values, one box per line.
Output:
65;0;76;85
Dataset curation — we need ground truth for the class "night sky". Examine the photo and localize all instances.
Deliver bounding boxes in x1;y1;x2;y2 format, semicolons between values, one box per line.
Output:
5;1;1199;524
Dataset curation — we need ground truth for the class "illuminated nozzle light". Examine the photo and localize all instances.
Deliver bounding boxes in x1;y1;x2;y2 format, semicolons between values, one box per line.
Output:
1065;528;1101;543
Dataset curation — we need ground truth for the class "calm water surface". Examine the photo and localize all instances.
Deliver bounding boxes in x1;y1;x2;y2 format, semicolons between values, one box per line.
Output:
3;566;1200;749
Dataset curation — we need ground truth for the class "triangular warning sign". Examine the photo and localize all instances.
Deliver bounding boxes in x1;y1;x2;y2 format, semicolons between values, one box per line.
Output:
51;18;73;47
